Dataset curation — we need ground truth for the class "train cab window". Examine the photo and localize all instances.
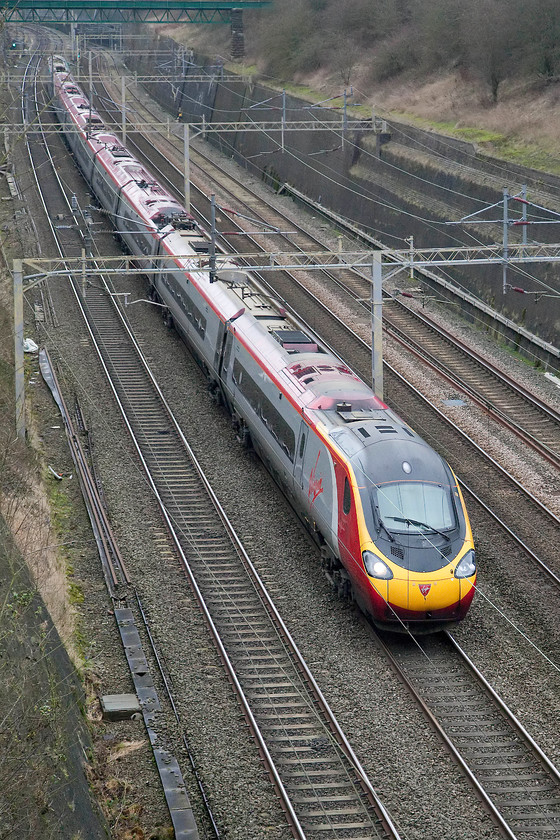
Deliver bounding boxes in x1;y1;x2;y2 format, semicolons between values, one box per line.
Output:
377;482;455;532
343;478;352;515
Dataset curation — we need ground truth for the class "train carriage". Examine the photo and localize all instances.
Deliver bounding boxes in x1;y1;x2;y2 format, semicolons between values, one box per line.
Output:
49;58;477;633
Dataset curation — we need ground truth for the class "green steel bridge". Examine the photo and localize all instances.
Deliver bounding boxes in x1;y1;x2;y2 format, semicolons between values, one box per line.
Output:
2;0;270;24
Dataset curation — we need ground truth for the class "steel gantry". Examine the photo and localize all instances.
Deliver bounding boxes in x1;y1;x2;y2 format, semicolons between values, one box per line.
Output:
2;0;270;24
12;243;560;438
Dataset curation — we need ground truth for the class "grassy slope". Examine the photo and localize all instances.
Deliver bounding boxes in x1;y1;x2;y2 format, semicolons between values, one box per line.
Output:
152;20;560;175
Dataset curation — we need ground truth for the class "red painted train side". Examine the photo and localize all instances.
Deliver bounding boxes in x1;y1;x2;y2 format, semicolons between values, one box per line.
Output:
49;56;476;633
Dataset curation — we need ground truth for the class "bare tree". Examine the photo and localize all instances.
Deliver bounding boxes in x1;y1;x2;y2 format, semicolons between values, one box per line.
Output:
524;0;560;80
333;37;357;87
462;0;522;102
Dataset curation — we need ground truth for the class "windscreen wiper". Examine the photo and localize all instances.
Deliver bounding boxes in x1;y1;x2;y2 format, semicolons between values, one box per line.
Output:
374;505;395;542
387;516;450;541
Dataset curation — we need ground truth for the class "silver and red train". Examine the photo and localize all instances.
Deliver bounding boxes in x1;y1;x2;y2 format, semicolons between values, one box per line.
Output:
48;56;476;632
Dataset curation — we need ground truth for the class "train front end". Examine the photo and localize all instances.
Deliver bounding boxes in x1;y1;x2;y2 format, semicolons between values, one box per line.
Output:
351;438;476;633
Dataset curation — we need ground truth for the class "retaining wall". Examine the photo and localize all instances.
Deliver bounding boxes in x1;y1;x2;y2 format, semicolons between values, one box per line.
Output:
124;31;560;353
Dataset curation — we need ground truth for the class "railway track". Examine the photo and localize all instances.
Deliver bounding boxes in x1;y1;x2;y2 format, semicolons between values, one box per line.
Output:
23;45;207;840
94;63;560;476
39;352;204;840
378;630;560;840
367;300;560;470
88;69;560;824
91;68;560;579
27;53;403;840
15;42;560;839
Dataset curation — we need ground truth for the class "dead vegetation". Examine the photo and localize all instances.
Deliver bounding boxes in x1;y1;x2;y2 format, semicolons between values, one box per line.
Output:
158;0;560;173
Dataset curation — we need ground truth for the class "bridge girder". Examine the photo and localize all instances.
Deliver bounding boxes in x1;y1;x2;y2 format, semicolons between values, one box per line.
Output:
3;0;269;24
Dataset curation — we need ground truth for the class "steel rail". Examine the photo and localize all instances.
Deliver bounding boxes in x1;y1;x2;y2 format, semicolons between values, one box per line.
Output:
22;49;120;579
39;347;131;591
373;628;560;840
24;53;205;840
54;221;398;840
134;591;222;839
371;632;519;840
56;67;560;583
32;51;401;840
445;632;560;783
140;109;560;586
111;126;560;583
30;47;560;840
380;311;560;469
95;41;560;840
102;95;560;534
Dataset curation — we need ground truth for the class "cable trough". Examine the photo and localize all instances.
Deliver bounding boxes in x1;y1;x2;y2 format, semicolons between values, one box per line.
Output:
39;348;199;840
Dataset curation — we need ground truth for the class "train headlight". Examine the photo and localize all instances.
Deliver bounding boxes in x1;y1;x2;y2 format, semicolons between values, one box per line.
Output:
454;550;476;578
363;551;393;580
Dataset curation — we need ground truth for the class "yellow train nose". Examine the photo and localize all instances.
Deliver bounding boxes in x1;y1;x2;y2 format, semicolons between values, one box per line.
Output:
388;574;464;611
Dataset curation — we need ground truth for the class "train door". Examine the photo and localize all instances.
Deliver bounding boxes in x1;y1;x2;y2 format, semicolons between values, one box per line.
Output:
336;465;366;600
218;328;234;409
293;421;307;489
337;470;354;568
300;433;335;553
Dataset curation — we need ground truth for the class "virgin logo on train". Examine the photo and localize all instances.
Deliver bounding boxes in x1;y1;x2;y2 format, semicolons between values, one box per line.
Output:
308;452;324;504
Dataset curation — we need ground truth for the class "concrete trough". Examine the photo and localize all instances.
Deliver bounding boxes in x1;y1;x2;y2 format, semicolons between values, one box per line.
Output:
100;693;141;721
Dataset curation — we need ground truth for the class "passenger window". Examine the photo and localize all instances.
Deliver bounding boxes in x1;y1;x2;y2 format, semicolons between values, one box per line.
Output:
299;433;306;459
343;478;351;515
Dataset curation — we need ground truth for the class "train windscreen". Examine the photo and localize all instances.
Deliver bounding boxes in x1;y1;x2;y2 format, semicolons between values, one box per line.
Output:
375;481;455;533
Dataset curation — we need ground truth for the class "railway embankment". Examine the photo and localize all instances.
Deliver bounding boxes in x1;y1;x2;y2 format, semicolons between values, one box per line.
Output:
125;30;560;356
0;75;105;835
0;63;166;836
0;515;107;839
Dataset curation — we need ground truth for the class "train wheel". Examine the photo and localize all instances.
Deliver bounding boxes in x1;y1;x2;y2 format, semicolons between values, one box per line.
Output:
320;545;338;574
208;382;223;406
331;567;352;601
162;308;173;329
320;549;351;599
237;422;251;450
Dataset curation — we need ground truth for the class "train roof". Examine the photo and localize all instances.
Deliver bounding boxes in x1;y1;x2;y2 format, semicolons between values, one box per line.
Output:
149;247;384;416
49;55;69;74
342;432;453;488
63;95;105;132
326;416;454;492
52;64;397;436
